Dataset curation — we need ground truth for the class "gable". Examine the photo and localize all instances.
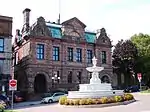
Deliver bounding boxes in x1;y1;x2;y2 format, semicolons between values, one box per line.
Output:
62;17;86;29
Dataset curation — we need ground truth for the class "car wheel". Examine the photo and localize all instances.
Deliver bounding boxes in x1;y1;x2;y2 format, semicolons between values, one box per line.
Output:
48;99;53;103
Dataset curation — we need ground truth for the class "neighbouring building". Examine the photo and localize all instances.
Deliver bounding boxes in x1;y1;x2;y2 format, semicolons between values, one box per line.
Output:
13;8;117;99
0;15;13;94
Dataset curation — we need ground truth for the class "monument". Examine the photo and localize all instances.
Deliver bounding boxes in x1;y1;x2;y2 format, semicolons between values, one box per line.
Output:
67;56;124;99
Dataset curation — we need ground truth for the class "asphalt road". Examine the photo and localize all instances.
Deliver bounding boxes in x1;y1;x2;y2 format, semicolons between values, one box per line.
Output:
15;93;150;112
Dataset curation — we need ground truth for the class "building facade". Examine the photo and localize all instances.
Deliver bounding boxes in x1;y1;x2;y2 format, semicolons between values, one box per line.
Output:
0;15;13;94
13;8;117;98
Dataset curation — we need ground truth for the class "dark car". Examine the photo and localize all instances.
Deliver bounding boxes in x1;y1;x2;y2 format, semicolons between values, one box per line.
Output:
13;91;26;102
0;95;10;107
124;85;140;93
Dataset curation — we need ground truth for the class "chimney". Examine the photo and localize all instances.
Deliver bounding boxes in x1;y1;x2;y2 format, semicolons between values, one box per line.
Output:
22;8;31;33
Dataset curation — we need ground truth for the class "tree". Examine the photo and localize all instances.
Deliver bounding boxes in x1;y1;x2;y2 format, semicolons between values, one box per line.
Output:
112;39;138;88
131;33;150;86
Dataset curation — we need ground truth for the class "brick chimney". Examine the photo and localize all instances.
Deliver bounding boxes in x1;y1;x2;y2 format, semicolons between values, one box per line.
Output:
22;8;31;33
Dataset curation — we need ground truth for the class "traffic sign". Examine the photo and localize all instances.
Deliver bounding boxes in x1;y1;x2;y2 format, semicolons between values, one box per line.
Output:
137;73;142;82
9;79;17;91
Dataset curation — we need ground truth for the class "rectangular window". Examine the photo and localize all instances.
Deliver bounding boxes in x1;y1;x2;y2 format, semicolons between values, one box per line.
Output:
53;46;59;61
76;48;82;62
68;71;72;83
68;47;73;62
77;71;82;84
0;38;4;52
87;50;92;63
0;59;4;74
36;44;44;60
101;51;107;64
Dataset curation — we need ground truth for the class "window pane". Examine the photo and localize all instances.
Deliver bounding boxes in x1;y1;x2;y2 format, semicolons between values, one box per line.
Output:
36;44;44;60
0;39;4;52
53;46;59;61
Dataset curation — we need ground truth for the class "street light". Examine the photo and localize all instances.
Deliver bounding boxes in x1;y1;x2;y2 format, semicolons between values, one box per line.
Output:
51;72;61;88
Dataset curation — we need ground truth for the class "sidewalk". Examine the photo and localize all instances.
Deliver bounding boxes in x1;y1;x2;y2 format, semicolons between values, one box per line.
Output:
13;101;41;108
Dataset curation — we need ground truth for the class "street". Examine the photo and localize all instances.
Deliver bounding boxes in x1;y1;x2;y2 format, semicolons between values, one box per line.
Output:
14;93;150;112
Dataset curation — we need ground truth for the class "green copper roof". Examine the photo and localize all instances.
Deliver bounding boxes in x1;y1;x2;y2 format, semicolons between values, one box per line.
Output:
85;32;96;43
47;25;96;43
48;27;62;39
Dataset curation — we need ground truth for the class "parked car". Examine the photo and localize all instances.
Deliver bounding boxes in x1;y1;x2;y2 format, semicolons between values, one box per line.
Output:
41;92;67;103
0;95;10;107
13;91;26;102
124;85;140;93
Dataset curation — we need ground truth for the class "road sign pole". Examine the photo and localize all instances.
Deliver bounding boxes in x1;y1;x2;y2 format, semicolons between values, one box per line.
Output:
139;80;142;91
11;90;14;110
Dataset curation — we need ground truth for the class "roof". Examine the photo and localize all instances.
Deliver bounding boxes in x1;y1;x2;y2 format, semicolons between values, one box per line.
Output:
62;17;86;28
0;15;12;21
46;22;96;43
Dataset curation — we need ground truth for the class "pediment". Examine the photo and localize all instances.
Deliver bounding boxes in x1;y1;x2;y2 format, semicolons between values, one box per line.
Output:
62;17;86;29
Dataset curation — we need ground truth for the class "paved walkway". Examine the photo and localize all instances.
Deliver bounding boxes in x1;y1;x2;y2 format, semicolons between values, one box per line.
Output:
15;93;150;112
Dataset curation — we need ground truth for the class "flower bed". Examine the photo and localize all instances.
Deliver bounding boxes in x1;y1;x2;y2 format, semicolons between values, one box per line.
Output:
59;93;134;106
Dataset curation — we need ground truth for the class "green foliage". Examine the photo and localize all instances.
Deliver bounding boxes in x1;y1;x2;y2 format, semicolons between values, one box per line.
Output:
112;39;138;86
131;33;150;56
79;99;87;105
100;97;108;104
123;93;134;101
73;99;80;105
131;33;150;86
59;94;134;106
59;96;67;105
114;96;123;102
0;101;6;111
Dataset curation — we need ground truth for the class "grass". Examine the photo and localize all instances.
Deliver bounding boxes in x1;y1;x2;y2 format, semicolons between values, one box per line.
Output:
1;110;18;112
141;89;150;93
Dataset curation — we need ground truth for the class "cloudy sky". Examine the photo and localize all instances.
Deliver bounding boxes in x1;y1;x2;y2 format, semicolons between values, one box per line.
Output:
0;0;150;45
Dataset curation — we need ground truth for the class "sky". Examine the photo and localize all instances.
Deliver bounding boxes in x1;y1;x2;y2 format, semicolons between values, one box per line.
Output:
0;0;150;45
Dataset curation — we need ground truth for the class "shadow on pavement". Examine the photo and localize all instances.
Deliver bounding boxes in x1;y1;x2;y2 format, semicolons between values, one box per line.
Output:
11;102;58;110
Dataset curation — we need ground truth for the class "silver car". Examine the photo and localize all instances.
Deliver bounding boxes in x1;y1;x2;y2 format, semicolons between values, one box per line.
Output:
41;92;67;103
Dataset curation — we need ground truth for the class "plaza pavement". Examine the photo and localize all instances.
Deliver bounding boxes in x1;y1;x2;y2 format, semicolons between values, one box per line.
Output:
14;92;150;112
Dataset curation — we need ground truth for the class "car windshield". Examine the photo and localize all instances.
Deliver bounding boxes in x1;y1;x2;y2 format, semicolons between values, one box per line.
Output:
53;92;65;97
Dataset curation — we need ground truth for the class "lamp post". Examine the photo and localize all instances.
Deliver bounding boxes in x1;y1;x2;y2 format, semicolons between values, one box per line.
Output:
51;72;60;88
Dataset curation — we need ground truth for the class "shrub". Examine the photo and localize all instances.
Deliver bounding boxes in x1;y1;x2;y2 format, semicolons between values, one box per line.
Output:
107;97;116;103
100;97;108;104
124;93;134;101
64;100;70;105
86;98;93;105
68;100;74;105
79;99;87;105
0;100;6;111
73;99;80;105
59;96;67;105
114;96;123;102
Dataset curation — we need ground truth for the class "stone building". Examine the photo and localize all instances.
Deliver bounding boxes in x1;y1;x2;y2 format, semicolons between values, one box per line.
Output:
13;8;117;98
0;15;13;94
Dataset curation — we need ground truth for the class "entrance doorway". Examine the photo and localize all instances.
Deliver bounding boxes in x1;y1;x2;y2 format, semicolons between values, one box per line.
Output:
34;74;47;93
101;75;110;83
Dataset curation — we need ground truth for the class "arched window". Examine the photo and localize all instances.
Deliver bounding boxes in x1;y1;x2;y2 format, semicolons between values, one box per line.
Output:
101;75;110;83
70;31;80;37
68;71;72;83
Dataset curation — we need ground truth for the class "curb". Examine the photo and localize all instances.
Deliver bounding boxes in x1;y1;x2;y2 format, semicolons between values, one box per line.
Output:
59;99;136;108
